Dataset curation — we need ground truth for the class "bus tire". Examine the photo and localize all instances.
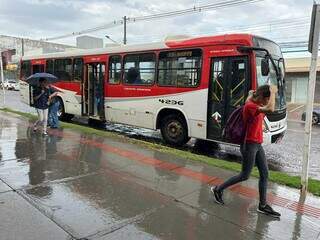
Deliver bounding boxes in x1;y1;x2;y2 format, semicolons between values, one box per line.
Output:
160;114;190;146
57;98;74;121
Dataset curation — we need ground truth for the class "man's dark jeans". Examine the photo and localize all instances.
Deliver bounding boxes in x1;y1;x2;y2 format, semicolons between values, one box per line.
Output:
217;143;269;205
48;101;60;128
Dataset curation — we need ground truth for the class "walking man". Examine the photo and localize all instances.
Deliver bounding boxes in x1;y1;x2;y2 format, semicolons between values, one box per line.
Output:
48;86;60;128
211;85;281;218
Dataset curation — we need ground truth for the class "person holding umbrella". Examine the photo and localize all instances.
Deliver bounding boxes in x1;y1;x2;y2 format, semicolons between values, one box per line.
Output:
27;73;60;136
32;78;58;136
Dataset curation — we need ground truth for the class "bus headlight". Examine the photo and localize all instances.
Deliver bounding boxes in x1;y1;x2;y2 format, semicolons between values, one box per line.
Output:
263;121;269;133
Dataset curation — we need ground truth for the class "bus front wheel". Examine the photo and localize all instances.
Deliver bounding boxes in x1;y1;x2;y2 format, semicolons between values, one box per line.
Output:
160;114;190;146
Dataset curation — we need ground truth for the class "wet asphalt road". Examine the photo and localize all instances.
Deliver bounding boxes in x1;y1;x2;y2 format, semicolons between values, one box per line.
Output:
1;90;319;180
0;111;320;240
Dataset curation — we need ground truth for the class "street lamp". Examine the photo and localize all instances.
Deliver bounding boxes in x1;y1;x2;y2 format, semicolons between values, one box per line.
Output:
105;35;120;45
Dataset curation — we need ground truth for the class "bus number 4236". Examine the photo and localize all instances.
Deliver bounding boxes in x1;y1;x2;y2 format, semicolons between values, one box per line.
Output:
159;99;184;105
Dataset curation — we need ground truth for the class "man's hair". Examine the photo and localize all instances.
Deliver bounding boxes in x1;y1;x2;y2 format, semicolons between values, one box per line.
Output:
254;85;270;98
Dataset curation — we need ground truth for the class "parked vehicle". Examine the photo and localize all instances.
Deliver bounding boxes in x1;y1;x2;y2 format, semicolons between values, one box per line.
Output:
20;34;287;146
301;108;320;124
4;80;19;91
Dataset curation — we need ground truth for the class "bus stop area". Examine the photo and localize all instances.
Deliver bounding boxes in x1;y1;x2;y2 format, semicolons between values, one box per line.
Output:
1;111;320;240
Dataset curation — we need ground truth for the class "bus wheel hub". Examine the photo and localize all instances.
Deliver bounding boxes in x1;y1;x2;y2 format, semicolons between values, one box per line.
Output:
167;122;182;138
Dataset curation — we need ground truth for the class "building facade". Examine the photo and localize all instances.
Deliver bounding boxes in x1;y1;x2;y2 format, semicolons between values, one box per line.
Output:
285;57;320;104
76;36;103;49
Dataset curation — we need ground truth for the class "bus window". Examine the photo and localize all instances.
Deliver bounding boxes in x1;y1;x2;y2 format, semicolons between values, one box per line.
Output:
54;58;72;81
73;58;83;81
124;53;155;85
46;59;54;74
211;60;225;102
230;59;247;107
158;49;201;87
21;60;31;79
108;56;121;84
32;64;44;74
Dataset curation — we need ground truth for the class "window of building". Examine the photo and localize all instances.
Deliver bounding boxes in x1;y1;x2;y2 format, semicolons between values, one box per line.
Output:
124;53;155;85
108;56;121;84
54;58;73;81
46;59;54;74
158;49;202;87
21;61;31;79
73;58;83;81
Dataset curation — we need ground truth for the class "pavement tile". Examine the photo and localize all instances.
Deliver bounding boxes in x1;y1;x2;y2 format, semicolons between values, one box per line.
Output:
0;180;10;193
20;170;171;239
179;186;320;240
115;161;208;199
0;191;71;240
95;202;265;240
0;152;99;189
93;224;160;240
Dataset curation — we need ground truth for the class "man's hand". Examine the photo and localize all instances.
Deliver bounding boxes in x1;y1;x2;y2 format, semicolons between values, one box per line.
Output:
270;85;278;94
248;90;255;95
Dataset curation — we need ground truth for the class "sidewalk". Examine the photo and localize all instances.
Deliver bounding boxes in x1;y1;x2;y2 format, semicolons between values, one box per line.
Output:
0;111;320;240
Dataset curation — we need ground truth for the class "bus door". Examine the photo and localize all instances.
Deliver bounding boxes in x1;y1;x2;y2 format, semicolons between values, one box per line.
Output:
207;56;249;141
82;62;105;120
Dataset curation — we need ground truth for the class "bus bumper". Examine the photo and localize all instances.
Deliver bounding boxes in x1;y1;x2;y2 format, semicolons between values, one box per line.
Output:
263;125;287;144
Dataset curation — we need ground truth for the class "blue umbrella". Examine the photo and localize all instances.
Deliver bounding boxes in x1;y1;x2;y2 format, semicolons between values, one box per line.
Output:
26;72;59;86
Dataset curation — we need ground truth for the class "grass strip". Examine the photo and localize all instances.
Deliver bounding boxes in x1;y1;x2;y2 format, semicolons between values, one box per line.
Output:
1;107;319;197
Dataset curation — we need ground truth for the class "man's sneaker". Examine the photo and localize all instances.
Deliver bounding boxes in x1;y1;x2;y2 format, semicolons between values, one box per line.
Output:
210;186;224;205
257;204;281;218
42;131;48;136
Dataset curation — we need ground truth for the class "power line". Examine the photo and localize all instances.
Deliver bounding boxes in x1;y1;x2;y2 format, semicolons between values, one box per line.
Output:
130;0;263;22
123;15;310;43
41;0;264;41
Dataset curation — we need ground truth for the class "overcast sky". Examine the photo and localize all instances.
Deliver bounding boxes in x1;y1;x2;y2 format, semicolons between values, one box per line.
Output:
0;0;315;51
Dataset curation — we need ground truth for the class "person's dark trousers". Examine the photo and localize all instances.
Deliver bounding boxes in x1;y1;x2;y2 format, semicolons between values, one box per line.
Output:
217;143;269;205
48;101;60;128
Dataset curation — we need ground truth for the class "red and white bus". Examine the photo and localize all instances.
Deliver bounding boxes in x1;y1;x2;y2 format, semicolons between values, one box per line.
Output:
20;34;287;146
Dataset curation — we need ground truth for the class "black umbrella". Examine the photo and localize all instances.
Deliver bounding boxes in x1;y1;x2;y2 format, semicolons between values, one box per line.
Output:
26;73;59;86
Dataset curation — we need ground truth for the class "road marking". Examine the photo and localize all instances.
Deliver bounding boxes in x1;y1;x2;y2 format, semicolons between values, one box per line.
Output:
289;104;305;113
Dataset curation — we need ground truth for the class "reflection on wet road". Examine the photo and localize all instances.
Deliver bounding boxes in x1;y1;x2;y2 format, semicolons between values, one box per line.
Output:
0;111;320;240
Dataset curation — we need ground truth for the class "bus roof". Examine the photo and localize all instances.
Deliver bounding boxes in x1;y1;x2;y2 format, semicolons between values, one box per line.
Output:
22;33;255;61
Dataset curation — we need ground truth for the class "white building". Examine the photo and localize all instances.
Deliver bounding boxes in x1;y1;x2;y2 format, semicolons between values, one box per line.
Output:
76;35;103;49
285;57;320;103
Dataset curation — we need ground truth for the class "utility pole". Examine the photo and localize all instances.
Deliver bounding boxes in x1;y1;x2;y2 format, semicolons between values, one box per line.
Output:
301;2;320;195
123;16;127;45
21;38;24;56
0;50;5;106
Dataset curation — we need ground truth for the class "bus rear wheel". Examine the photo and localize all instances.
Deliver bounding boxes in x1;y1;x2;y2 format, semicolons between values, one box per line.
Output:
57;98;74;121
160;114;190;146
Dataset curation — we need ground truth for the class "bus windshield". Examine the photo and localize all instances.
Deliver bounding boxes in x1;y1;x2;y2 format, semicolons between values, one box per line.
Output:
253;37;286;111
256;57;286;111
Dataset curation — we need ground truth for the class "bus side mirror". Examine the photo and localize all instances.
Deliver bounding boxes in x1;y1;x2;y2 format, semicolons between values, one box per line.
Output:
261;57;270;76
